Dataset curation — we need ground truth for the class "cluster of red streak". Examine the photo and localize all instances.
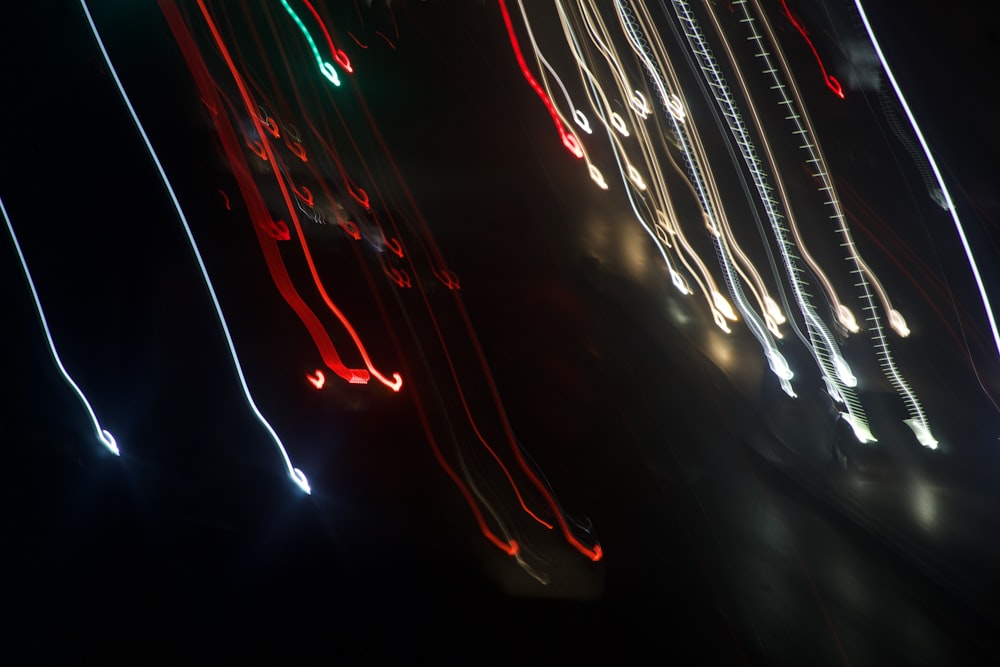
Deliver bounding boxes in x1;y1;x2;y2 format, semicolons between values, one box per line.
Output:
157;0;602;563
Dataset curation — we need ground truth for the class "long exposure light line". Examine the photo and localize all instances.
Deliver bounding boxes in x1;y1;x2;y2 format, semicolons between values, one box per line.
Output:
2;195;119;456
497;0;583;157
778;0;843;98
195;0;402;394
738;0;935;447
854;0;1000;364
300;0;353;73
667;0;873;440
80;0;311;494
279;0;341;86
515;0;588;137
616;0;793;394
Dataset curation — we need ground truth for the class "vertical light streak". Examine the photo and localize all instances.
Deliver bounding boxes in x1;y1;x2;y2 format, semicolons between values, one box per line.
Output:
854;0;1000;366
699;2;848;338
80;0;311;493
158;3;375;391
622;0;782;327
575;0;640;109
637;0;784;342
328;3;602;559
590;0;734;318
269;4;590;558
2;195;119;456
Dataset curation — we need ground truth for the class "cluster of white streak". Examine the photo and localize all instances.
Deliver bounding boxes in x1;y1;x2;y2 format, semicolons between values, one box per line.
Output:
506;0;943;446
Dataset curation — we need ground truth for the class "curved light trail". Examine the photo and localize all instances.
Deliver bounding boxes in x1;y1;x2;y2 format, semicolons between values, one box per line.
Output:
613;0;793;394
154;0;602;565
2;195;119;456
195;0;403;394
497;0;584;158
81;0;311;494
734;0;935;446
279;0;341;86
497;0;975;450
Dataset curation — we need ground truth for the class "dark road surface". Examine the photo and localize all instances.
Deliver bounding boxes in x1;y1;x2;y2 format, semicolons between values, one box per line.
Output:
4;1;1000;663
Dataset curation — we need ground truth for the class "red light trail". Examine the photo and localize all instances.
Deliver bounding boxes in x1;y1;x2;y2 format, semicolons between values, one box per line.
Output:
779;0;844;99
155;0;602;566
496;0;584;158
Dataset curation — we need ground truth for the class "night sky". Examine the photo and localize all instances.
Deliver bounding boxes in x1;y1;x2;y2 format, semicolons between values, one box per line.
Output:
5;1;1000;663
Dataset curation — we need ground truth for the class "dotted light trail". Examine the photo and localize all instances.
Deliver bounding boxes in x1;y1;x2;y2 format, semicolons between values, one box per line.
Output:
855;0;1000;365
279;0;341;86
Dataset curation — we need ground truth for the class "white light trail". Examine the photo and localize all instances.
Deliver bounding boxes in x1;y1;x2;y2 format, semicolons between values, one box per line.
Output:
2;195;119;456
81;0;311;493
855;0;1000;366
668;0;872;437
738;0;935;446
563;0;722;320
627;0;786;339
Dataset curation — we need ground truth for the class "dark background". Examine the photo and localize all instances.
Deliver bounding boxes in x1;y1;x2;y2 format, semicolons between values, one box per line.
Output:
4;1;1000;663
